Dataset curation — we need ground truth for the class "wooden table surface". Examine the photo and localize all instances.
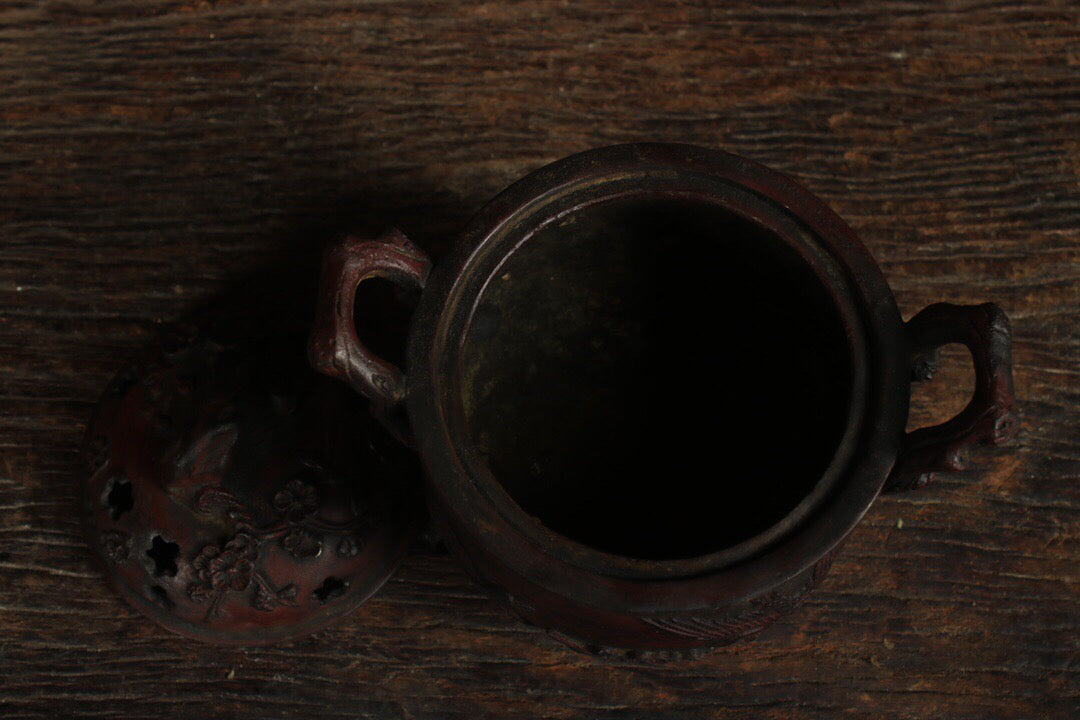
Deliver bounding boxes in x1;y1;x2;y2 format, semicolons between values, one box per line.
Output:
1;1;1077;718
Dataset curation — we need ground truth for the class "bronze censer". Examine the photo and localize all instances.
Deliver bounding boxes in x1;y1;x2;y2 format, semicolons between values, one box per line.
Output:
85;143;1017;652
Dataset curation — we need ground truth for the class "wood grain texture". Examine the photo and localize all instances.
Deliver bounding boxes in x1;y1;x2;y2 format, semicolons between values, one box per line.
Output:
0;1;1077;718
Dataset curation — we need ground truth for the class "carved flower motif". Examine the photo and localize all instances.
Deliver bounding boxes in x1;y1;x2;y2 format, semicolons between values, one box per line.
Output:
100;530;130;562
273;479;319;522
282;527;322;558
224;531;259;561
335;534;361;558
189;533;257;598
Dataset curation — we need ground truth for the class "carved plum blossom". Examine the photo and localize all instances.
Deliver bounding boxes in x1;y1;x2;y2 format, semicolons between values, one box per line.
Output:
282;526;323;558
189;544;251;591
186;470;373;618
273;479;319;522
188;533;258;618
188;534;299;620
335;535;361;558
100;530;131;562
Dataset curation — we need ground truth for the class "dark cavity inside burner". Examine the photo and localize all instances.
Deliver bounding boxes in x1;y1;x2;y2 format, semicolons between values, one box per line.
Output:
461;195;854;560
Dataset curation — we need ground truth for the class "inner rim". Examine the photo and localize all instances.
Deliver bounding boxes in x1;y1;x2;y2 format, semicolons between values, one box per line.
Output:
460;194;854;560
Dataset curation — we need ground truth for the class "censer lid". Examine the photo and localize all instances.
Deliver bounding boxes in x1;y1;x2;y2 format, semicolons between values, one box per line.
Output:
81;323;418;644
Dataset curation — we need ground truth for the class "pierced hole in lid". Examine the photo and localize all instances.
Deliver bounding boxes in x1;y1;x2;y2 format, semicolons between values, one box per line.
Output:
105;478;134;521
146;535;179;578
313;576;348;604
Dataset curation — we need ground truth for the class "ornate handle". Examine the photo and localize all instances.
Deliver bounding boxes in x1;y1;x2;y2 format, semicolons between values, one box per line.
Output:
885;302;1019;492
308;230;431;412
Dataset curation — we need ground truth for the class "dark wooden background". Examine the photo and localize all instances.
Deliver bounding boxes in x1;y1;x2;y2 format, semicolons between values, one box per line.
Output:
1;1;1076;718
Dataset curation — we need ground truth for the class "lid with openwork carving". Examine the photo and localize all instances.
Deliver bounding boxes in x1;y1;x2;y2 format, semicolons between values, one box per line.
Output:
81;323;418;644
